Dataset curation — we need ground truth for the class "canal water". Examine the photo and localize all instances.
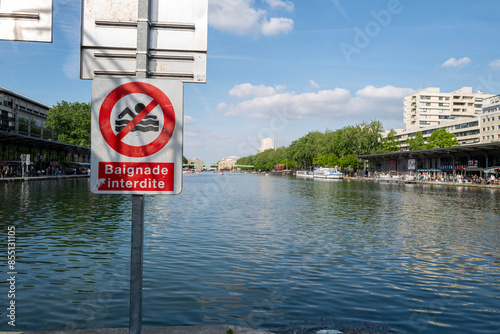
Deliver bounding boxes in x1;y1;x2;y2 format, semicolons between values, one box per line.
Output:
0;174;499;333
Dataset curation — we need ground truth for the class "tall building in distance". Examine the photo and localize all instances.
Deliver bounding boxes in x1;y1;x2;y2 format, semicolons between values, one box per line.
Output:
386;87;500;150
403;87;493;131
258;137;275;153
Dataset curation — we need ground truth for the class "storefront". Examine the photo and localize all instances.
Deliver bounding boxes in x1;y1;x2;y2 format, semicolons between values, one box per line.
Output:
357;142;500;180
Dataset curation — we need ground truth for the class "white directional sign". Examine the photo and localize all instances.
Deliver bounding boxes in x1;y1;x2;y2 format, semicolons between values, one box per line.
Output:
81;0;207;83
0;0;53;42
90;78;183;195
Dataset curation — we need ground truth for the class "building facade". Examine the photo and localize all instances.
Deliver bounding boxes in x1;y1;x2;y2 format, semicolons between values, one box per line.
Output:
217;156;239;171
186;157;205;171
0;87;53;138
403;87;492;131
480;94;500;143
258;137;275;153
0;87;90;175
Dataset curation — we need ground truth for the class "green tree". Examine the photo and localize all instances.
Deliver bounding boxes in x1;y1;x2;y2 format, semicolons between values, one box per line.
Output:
45;101;91;147
407;131;425;151
424;129;459;149
380;129;400;153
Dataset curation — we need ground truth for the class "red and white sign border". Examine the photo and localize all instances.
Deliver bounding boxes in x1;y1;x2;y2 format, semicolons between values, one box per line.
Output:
90;78;183;195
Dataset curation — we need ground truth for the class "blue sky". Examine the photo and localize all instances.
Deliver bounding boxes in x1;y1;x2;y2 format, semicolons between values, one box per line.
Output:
2;0;500;163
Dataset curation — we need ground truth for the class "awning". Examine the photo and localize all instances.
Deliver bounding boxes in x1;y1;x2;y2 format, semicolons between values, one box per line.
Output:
484;166;500;173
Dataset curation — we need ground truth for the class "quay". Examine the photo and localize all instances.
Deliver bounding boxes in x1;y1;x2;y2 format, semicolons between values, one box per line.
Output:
344;176;500;189
0;174;89;183
0;326;273;334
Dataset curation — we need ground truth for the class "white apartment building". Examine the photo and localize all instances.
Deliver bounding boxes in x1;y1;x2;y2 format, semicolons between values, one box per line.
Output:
393;118;480;150
480;94;500;143
403;87;493;131
258;137;275;153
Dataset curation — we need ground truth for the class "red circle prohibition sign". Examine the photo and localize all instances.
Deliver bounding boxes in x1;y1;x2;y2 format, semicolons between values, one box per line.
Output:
99;82;176;158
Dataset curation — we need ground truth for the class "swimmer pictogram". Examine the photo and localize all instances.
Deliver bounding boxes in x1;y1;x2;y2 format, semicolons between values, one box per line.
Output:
115;103;160;133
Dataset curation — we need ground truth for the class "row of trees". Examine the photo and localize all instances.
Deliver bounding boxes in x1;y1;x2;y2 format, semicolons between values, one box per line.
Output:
44;102;460;172
238;121;397;171
238;121;460;171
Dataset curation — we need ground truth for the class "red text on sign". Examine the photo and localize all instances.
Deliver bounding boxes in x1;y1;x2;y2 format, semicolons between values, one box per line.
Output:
98;162;174;191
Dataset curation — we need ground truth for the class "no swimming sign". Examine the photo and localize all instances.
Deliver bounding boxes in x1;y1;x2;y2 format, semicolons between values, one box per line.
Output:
90;78;183;195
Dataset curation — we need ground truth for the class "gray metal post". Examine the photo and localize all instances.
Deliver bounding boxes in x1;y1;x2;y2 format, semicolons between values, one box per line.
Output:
130;1;150;334
130;195;145;334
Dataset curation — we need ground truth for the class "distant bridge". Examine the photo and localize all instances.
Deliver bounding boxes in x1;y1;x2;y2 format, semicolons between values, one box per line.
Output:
183;164;254;168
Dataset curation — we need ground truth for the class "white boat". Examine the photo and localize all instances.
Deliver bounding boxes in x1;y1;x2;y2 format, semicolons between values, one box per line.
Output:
313;167;343;179
296;170;314;178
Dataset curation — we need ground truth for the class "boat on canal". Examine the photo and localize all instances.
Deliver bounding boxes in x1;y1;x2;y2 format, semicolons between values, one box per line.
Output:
313;167;343;179
296;170;314;178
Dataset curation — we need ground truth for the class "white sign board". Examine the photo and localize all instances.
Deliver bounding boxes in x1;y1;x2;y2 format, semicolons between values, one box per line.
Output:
90;78;183;195
81;0;207;83
0;0;52;42
408;159;415;170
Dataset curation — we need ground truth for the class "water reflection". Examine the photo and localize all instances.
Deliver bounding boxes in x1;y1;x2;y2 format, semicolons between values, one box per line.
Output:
0;176;499;333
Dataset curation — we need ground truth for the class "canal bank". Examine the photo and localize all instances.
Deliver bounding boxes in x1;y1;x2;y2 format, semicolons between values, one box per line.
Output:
0;326;274;334
344;176;500;189
0;174;89;183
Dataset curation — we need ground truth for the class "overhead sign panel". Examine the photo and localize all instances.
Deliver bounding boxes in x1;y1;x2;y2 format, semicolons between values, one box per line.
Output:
81;0;207;83
91;78;183;195
0;0;53;42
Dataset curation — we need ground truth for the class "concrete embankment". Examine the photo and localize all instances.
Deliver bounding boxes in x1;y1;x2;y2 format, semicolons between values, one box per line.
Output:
345;176;500;189
0;175;90;183
0;326;274;334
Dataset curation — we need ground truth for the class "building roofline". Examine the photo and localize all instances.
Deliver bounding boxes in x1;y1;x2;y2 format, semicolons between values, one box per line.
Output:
0;87;51;109
357;142;500;160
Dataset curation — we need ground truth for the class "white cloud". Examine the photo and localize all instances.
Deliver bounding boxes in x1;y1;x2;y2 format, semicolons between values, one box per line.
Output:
218;84;415;123
264;0;294;11
184;115;197;124
490;59;500;70
229;83;286;98
208;0;294;36
310;80;320;89
261;17;294;35
356;85;415;99
441;57;471;68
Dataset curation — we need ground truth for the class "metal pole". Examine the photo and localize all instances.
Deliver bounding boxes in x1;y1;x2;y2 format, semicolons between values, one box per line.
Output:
130;1;150;334
130;195;145;334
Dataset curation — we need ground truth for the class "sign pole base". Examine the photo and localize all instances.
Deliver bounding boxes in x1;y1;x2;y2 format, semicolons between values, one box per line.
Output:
130;194;145;334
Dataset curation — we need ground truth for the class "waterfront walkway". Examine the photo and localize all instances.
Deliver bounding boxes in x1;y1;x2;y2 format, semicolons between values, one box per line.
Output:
344;176;500;189
0;174;89;183
0;326;273;334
